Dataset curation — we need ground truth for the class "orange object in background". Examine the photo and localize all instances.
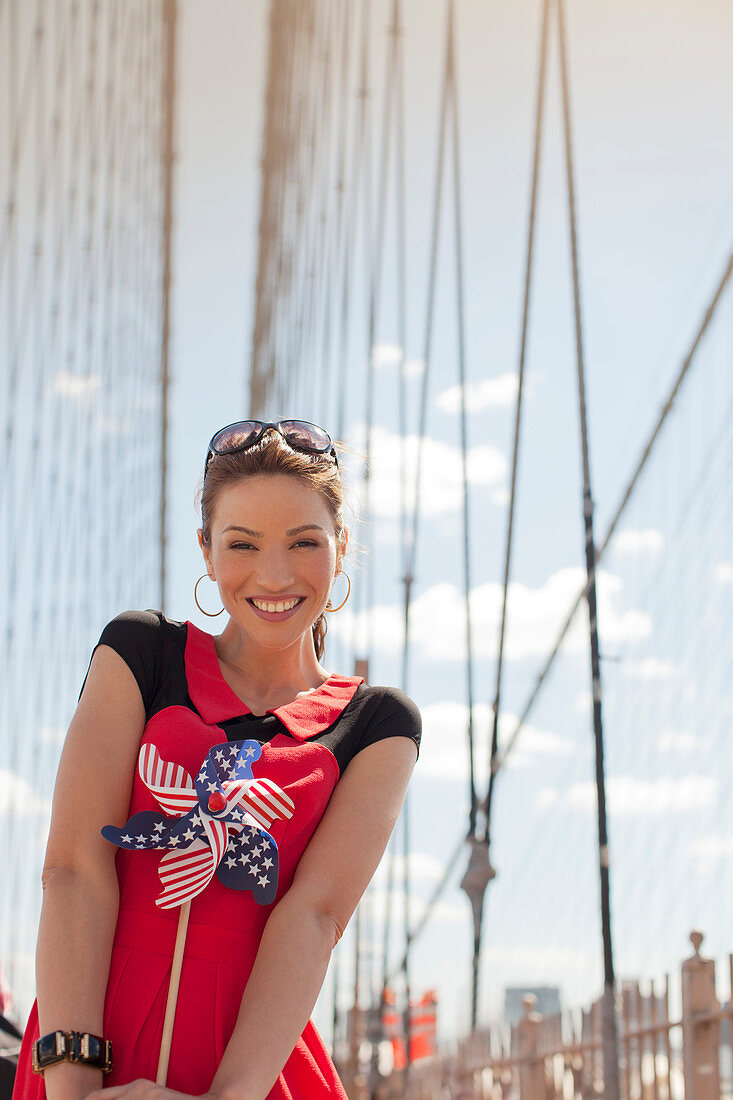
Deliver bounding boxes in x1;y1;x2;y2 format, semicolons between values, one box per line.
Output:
381;987;438;1067
408;990;438;1061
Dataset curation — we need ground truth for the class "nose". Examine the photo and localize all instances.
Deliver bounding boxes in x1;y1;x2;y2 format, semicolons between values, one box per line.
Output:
253;549;297;593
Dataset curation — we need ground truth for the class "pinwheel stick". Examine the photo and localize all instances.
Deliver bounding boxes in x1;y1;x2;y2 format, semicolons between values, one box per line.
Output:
156;900;191;1085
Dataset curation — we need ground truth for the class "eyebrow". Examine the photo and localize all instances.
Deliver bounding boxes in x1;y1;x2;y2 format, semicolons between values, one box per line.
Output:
286;524;325;537
222;524;325;538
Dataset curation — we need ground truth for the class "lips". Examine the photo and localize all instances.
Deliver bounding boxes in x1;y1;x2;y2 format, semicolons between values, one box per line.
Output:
246;596;306;621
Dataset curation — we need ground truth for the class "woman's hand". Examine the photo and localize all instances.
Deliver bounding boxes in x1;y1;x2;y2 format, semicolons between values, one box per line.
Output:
87;1082;235;1100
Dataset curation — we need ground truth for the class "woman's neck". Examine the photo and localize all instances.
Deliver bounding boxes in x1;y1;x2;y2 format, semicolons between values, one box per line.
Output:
213;619;328;713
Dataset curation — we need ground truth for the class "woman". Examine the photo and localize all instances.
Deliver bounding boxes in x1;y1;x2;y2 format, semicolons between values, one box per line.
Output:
13;420;420;1100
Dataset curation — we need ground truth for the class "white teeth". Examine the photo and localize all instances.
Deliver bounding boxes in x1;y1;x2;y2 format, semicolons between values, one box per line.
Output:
252;598;300;613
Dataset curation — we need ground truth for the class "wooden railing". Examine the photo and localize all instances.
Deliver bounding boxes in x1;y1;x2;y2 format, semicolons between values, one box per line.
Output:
365;931;733;1100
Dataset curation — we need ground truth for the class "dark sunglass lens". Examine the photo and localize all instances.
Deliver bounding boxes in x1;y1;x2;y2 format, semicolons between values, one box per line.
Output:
280;420;331;452
211;421;261;454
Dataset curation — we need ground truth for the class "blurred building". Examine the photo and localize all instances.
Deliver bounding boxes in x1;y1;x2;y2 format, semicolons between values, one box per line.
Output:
504;986;561;1026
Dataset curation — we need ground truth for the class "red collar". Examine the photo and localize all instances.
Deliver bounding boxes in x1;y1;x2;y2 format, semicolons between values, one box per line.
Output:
184;621;363;741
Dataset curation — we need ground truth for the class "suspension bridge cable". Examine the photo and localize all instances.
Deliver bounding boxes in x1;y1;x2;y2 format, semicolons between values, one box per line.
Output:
483;0;551;842
335;0;368;445
159;0;176;613
1;0;170;1008
321;1;350;428
555;0;619;1093
349;0;373;664
401;0;452;686
390;3;453;1073
492;242;733;775
386;831;466;985
377;0;408;1014
362;0;395;667
447;0;478;842
435;0;491;1032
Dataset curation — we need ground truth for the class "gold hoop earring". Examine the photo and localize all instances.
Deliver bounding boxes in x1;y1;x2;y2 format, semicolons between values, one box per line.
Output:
326;570;351;613
194;573;225;617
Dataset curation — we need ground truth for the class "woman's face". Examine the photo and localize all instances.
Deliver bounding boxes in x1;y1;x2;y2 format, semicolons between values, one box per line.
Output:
199;474;344;653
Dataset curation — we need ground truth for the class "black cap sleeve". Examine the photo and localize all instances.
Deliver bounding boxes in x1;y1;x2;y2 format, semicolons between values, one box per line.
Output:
356;687;421;758
79;609;163;716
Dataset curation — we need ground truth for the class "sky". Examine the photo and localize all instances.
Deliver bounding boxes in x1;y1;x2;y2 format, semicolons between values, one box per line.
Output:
164;0;733;1045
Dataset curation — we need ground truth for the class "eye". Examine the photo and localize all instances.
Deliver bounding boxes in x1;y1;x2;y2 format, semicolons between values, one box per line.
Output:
230;541;256;550
292;538;319;548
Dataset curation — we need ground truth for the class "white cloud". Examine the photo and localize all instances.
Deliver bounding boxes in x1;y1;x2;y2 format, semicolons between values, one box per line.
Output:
403;357;425;378
0;771;51;816
623;657;677;682
657;728;697;753
436;373;519;413
612;529;665;556
714;562;733;585
416;702;573;784
345;425;506;518
52;370;100;400
334;567;651;662
369;345;424;378
563;774;716;817
689;835;733;868
371;343;403;368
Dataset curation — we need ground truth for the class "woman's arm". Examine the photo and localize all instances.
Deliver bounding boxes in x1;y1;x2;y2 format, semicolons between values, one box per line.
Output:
210;734;417;1100
36;645;146;1100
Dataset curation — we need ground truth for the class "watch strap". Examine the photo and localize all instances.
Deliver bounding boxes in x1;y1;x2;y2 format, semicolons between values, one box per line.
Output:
31;1030;113;1075
31;1030;69;1074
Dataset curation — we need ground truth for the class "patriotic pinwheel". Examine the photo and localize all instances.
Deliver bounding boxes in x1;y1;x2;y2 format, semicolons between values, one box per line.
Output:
102;739;295;908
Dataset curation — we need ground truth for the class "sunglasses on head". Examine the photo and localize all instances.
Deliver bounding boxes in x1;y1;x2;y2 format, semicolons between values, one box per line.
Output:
204;420;339;473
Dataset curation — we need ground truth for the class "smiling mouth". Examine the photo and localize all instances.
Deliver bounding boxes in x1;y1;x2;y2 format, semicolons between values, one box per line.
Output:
247;597;305;614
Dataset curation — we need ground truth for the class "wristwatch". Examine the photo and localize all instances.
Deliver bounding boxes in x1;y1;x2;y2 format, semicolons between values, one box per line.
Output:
31;1030;113;1075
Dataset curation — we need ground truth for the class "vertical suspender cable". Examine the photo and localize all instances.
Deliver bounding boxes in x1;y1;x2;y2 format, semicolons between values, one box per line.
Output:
395;19;447;1087
446;0;477;841
374;0;402;1025
555;2;619;1097
159;0;176;614
402;0;450;676
349;0;372;1057
335;0;367;445
362;0;393;667
468;0;549;1030
395;1;408;564
350;0;372;662
323;1;350;431
440;0;487;1031
394;0;452;1072
484;0;551;839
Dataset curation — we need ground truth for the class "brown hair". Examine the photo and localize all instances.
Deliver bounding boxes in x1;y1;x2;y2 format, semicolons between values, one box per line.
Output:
198;430;346;660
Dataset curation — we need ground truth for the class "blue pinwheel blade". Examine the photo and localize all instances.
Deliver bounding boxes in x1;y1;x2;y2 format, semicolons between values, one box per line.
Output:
216;825;279;905
102;811;175;850
194;739;262;806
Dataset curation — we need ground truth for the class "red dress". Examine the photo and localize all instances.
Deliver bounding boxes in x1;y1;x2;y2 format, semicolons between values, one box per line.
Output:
13;613;420;1099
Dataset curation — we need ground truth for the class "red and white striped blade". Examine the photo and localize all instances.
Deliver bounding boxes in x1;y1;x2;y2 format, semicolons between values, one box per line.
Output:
223;777;295;830
155;817;228;909
139;743;197;818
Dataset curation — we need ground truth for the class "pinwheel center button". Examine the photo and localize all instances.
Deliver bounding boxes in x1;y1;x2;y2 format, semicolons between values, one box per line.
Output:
207;791;226;813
